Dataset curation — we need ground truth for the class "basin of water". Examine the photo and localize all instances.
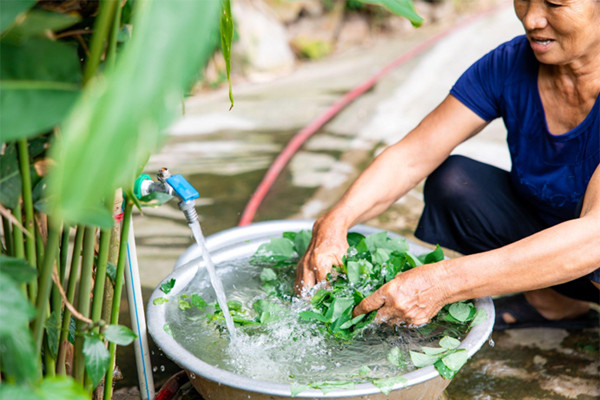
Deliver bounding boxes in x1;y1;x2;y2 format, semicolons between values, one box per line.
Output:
146;220;495;399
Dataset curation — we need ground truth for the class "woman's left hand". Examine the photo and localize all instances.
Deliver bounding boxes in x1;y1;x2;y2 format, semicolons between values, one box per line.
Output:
352;264;449;326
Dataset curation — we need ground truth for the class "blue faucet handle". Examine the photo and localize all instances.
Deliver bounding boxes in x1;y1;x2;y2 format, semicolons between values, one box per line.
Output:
166;174;200;202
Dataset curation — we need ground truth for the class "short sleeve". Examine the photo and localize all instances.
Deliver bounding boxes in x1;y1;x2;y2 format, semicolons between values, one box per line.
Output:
450;36;527;122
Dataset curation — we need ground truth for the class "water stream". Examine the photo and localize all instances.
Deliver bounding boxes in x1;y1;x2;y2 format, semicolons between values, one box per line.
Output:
188;221;237;339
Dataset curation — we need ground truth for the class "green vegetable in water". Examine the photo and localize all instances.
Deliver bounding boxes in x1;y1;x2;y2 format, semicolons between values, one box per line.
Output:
160;278;176;294
172;229;486;394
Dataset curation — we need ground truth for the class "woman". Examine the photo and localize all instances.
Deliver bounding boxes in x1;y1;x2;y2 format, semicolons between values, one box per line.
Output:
295;0;600;329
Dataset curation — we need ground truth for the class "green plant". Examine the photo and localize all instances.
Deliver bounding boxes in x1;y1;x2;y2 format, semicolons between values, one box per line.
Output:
0;0;422;398
0;0;233;398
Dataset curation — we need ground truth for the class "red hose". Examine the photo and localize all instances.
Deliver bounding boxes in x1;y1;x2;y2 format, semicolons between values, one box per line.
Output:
238;2;509;226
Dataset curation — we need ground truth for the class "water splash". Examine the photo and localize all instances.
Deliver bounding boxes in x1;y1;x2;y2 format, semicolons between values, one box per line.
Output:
188;221;237;339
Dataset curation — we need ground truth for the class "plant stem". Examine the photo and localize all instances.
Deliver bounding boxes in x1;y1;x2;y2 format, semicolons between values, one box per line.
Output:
17;139;37;269
106;0;123;71
56;225;84;375
103;201;132;400
74;226;97;384
91;201;114;329
32;219;60;355
83;0;119;85
10;205;25;259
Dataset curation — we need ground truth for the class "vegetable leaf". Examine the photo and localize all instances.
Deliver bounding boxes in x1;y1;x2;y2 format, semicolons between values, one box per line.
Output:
160;278;176;294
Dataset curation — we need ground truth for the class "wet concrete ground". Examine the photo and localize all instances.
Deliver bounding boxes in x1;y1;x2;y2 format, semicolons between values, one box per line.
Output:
118;2;599;399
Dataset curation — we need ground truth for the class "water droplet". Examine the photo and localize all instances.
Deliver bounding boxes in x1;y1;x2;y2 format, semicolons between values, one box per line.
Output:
152;366;157;372
488;338;495;347
160;365;165;372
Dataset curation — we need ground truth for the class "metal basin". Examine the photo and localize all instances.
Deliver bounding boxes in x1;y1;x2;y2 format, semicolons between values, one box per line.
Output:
147;220;495;399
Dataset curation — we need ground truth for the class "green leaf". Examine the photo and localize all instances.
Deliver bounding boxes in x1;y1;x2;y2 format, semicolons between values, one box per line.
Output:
346;260;372;284
38;375;89;400
0;37;81;142
409;350;438;368
0;143;22;209
220;0;234;109
448;302;473;322
290;383;310;397
420;346;448;356
0;0;35;33
47;0;221;226
338;313;365;330
191;294;207;309
153;297;168;305
178;297;191;311
160;278;176;294
359;0;423;27
45;311;60;359
372;375;407;395
293;230;312;257
346;232;365;247
358;364;371;376
310;381;355;394
439;336;461;350
0;271;36;335
420;244;444;264
469;308;487;328
434;359;455;379
83;334;110;388
372;248;392;265
254;238;296;261
260;268;277;282
298;310;329;323
104;325;137;346
253;299;286;324
0;326;39;383
163;323;173;336
0;383;41;400
0;255;37;282
106;262;117;283
386;346;407;369
441;349;468;372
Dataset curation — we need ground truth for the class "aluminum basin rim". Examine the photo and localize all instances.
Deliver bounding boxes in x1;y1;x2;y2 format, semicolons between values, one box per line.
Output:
146;220;495;397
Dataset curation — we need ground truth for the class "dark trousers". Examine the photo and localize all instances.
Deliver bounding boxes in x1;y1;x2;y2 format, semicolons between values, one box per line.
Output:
414;155;599;303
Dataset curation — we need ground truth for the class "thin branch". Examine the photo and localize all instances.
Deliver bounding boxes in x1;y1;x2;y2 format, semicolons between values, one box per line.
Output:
0;203;32;238
52;266;93;325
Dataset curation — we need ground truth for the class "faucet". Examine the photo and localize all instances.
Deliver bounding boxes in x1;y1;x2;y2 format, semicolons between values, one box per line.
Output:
134;168;200;225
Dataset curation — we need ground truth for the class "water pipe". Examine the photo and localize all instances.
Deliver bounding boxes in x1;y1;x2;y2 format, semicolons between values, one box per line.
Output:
125;169;200;399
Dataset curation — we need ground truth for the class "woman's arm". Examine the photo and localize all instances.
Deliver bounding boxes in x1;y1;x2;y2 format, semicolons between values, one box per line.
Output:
353;164;600;325
295;95;489;292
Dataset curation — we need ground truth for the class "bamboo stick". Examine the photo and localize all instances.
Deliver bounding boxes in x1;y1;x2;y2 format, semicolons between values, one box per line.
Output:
103;201;133;400
56;226;84;375
73;226;97;384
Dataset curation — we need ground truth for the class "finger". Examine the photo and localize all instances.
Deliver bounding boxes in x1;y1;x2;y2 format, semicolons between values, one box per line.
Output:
353;292;386;317
294;259;315;295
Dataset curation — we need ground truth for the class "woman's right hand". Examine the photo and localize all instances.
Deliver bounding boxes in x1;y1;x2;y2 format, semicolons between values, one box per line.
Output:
294;217;349;296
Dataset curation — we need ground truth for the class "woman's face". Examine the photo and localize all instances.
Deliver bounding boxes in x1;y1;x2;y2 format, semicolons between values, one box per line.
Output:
514;0;600;66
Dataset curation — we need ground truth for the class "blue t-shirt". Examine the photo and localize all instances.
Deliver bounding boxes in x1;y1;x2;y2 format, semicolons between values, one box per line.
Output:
450;35;600;226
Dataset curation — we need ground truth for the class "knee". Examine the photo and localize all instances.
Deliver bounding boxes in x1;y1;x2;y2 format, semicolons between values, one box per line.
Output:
423;155;476;205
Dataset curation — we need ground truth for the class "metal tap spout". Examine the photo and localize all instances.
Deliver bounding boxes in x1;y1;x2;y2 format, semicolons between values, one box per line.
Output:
135;168;200;225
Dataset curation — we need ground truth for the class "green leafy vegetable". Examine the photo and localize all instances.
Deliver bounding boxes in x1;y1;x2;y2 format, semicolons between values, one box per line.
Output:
160;278;176;294
153;297;168;305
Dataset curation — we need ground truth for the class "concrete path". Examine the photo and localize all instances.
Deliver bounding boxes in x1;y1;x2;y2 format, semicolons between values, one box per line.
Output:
121;3;599;399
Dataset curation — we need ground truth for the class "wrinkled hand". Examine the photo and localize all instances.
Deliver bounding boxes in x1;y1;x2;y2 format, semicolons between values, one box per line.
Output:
353;264;448;326
294;219;348;295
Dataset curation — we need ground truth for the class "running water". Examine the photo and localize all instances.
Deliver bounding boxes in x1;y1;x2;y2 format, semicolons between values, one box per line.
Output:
188;221;237;339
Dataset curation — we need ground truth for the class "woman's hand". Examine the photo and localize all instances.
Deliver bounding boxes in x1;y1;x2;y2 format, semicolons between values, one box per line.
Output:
353;263;449;326
294;218;349;295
